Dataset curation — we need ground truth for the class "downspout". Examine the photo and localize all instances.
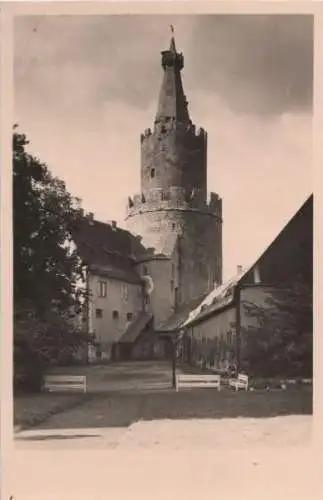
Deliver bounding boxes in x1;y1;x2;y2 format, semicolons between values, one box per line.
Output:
85;265;90;365
176;236;182;311
235;284;241;372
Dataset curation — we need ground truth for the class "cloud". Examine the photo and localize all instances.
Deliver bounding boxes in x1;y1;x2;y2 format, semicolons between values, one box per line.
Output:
14;14;312;280
188;15;313;114
15;14;313;115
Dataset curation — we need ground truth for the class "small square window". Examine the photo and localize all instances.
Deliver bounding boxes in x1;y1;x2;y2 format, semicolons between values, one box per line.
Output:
112;310;119;320
126;312;133;321
96;308;103;318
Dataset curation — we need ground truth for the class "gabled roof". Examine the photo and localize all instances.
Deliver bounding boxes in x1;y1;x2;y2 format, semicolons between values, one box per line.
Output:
183;194;313;328
182;272;242;327
71;217;147;282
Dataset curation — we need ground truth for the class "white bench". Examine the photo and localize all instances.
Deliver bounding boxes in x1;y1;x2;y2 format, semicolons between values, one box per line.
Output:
176;373;221;392
43;375;87;393
229;373;248;391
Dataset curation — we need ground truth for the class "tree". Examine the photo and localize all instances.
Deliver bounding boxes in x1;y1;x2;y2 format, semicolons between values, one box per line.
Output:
13;127;88;391
13;127;85;313
240;281;313;378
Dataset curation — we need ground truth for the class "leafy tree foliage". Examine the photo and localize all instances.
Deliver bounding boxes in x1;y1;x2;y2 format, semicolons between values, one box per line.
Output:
13;127;85;313
240;281;312;378
13;127;88;391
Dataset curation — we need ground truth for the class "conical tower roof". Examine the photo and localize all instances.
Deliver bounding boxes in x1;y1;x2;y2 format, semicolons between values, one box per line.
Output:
155;28;190;124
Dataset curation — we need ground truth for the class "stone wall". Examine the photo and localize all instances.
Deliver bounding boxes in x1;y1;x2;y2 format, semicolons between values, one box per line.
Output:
185;285;276;369
140;122;207;198
127;205;222;306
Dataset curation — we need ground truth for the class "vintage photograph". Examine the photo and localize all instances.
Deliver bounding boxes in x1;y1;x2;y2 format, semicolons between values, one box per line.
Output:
13;13;313;449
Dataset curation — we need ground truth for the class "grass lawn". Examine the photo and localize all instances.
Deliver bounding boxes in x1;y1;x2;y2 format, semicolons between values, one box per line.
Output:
34;385;312;431
14;392;91;430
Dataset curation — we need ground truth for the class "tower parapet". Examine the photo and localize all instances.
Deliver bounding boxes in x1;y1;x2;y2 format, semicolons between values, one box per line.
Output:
126;189;222;219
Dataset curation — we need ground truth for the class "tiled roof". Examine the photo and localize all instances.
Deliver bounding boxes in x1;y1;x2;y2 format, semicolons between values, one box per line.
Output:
71;217;147;282
156;294;209;332
183;273;242;327
119;312;153;344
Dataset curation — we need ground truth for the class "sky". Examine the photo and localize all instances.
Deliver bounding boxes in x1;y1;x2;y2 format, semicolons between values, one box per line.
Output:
14;14;313;281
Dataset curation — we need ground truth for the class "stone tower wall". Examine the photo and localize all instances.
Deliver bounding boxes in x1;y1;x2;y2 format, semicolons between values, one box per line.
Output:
126;190;222;306
125;35;223;320
140;122;207;200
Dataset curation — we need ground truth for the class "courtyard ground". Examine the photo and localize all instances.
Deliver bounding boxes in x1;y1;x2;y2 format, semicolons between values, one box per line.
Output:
14;361;171;430
14;361;312;451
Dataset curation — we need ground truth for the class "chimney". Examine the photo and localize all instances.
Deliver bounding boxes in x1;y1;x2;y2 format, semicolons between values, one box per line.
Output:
253;265;261;284
87;212;94;225
237;265;243;275
111;220;117;231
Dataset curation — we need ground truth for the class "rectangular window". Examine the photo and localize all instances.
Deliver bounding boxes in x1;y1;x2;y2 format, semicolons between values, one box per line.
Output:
123;283;129;301
126;312;133;321
98;280;107;298
96;308;103;318
174;287;179;309
144;295;150;305
112;310;119;320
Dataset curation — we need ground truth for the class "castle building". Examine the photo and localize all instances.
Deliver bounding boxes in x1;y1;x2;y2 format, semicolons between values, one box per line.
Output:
73;33;223;362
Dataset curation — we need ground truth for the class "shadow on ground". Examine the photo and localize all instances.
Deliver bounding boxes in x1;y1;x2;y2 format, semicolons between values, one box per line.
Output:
34;386;312;431
17;433;102;441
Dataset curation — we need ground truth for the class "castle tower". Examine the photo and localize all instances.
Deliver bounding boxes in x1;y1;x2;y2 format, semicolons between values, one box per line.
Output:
126;30;222;312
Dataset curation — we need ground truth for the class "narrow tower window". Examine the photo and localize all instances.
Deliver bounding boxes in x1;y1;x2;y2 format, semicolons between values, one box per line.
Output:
150;168;155;178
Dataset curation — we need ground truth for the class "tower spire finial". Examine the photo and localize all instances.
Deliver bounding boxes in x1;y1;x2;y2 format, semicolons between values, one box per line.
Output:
157;31;189;123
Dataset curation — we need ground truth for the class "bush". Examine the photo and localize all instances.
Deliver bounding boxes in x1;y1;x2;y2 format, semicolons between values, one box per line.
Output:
14;307;89;394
